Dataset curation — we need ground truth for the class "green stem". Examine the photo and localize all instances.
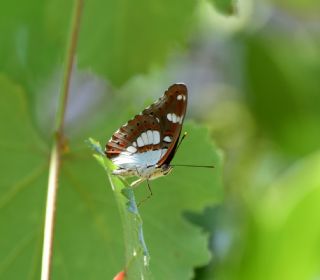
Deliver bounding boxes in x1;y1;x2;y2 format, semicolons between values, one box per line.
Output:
40;1;83;280
55;0;84;133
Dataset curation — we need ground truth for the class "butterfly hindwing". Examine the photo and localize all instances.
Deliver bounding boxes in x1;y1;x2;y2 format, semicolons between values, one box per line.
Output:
106;115;162;156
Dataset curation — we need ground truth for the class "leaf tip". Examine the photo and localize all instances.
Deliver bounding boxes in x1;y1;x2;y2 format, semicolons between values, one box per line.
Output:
86;137;105;156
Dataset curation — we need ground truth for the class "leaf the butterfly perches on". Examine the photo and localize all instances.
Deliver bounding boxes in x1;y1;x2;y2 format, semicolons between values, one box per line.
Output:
105;83;187;187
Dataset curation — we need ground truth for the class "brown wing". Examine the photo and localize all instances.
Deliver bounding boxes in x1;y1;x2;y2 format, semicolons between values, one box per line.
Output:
142;83;188;166
105;114;162;159
105;83;187;167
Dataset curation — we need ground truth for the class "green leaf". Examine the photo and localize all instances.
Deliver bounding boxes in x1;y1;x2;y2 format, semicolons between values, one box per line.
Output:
0;75;48;279
0;76;223;279
0;1;70;93
133;122;223;278
0;0;198;89
76;0;198;85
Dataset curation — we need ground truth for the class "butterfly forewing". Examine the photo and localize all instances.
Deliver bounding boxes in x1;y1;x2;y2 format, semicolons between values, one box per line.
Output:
142;83;187;165
105;83;187;169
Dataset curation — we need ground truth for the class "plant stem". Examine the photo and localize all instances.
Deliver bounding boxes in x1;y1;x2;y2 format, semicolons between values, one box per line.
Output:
41;1;83;280
41;143;59;280
55;0;84;133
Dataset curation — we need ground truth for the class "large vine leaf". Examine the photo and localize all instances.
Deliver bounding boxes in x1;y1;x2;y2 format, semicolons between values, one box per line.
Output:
76;0;198;85
0;0;198;91
0;1;70;93
0;75;223;279
0;75;49;279
129;122;222;278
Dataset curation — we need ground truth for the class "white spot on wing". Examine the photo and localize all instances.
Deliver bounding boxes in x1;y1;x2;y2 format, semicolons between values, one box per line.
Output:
179;115;184;124
153;130;160;144
172;113;177;123
167;113;181;123
141;132;148;145
133;142;137;147
127;146;137;153
147;130;153;145
156;117;160;123
163;136;172;143
137;137;144;147
177;95;183;100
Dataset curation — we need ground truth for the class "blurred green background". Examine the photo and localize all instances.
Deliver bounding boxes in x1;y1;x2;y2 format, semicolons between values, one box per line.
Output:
1;0;320;279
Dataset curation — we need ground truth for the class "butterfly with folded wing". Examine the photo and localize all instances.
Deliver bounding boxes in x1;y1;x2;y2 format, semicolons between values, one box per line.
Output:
105;83;188;187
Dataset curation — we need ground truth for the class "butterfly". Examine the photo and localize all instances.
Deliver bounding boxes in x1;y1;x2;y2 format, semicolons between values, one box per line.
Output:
105;83;188;188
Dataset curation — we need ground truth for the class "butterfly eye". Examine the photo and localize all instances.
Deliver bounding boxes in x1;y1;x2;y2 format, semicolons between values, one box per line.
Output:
161;164;173;175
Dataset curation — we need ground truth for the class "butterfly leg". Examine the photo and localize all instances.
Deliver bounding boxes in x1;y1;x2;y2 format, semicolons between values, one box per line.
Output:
130;178;145;188
146;179;153;197
137;179;153;207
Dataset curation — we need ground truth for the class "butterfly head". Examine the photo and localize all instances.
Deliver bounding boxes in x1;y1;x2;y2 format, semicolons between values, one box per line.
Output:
140;164;173;180
159;164;173;176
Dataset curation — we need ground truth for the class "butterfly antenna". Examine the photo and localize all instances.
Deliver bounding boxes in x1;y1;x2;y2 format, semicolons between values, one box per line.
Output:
175;131;188;154
137;179;153;207
171;164;215;168
173;132;215;169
